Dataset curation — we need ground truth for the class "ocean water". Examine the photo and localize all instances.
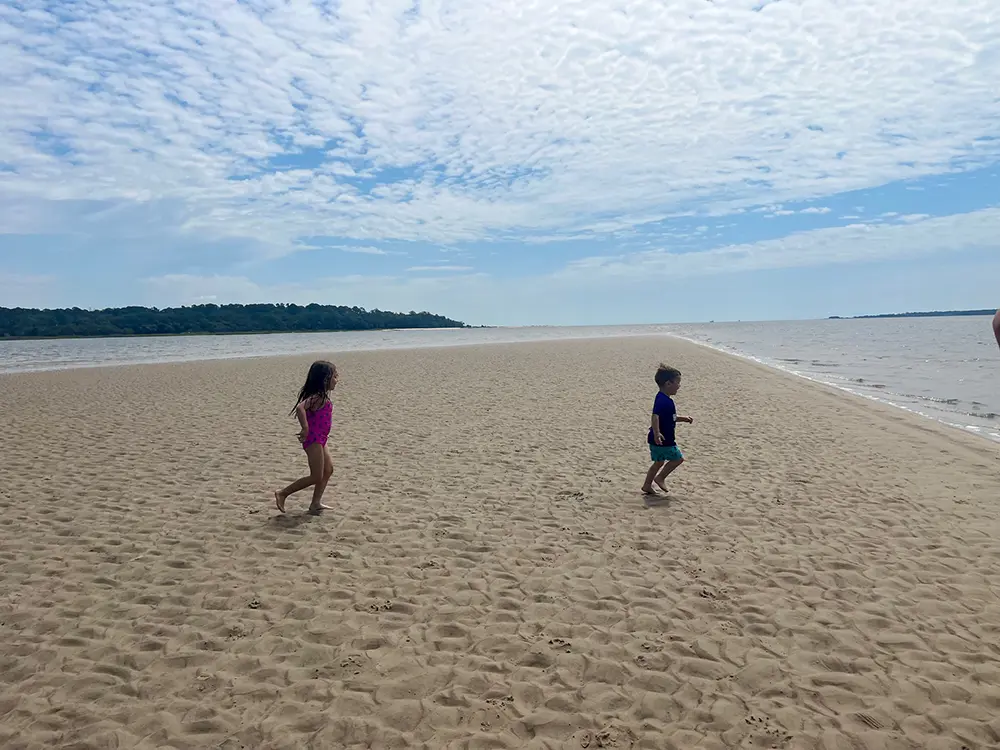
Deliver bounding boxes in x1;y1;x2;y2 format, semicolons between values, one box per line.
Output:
666;316;1000;444
2;316;998;443
0;326;660;374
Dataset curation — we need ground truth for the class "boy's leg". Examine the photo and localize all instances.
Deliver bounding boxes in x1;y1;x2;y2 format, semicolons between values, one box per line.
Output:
308;447;334;513
642;461;665;494
654;458;684;491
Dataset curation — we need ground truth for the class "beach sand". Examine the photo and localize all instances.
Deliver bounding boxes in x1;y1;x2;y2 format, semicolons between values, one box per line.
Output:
1;337;999;750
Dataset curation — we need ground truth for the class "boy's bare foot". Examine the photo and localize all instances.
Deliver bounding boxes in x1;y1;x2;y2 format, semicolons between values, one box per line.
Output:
308;503;331;515
641;485;657;495
274;491;286;513
654;479;668;493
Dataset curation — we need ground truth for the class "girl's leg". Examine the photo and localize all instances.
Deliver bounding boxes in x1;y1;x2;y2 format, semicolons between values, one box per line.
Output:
275;444;326;512
642;461;664;494
308;446;334;514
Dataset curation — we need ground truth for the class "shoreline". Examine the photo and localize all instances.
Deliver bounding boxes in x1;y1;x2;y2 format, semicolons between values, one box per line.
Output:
0;328;670;375
0;325;472;343
4;327;997;447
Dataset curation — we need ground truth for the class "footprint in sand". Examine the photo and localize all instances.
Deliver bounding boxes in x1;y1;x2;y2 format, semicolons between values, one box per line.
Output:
547;637;572;652
577;723;637;748
743;714;793;746
335;654;365;677
226;624;250;641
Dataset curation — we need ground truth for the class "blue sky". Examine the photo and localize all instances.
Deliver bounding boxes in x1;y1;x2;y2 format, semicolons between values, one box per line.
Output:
1;0;999;326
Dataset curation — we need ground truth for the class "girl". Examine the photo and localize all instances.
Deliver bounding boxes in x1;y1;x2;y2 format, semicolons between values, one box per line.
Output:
274;360;338;514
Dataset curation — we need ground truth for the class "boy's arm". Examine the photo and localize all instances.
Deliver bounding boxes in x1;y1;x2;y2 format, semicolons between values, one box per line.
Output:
678;415;694;424
650;413;664;444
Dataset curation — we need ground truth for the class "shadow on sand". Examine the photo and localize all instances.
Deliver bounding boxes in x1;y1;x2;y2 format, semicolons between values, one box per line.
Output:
272;511;323;529
642;492;674;509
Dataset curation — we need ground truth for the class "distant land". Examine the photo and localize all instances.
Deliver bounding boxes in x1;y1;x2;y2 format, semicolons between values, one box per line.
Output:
829;309;996;320
0;304;467;340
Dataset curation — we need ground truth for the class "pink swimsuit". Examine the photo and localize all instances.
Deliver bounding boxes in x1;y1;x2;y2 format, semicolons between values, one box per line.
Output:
302;400;333;448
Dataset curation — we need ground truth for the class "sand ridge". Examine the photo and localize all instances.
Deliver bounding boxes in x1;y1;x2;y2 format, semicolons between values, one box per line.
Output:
1;337;999;749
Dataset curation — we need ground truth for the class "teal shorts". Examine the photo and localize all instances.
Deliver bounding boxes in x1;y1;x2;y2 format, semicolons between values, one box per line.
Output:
649;444;683;462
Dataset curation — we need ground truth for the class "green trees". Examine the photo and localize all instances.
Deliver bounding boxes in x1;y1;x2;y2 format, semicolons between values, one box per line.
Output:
0;304;466;339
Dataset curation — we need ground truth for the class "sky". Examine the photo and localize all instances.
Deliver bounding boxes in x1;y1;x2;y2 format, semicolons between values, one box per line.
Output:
1;0;999;326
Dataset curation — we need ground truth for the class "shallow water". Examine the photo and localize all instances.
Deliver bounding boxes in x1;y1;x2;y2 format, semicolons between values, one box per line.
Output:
667;316;1000;443
0;326;663;374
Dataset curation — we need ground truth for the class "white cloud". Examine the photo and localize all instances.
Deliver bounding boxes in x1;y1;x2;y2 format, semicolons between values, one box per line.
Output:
0;0;997;252
800;207;832;215
334;245;396;255
134;207;1000;324
557;207;1000;280
406;265;475;273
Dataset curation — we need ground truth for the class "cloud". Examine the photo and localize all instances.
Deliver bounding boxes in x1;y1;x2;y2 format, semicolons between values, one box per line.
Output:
134;207;1000;325
0;0;997;253
334;246;396;255
769;206;833;217
406;266;475;273
557;207;1000;280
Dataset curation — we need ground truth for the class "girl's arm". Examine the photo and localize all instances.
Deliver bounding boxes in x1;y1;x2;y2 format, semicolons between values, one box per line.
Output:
678;415;694;424
295;400;310;438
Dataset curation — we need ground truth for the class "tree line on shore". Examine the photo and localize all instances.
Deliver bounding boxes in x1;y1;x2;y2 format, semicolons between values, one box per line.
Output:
0;303;467;339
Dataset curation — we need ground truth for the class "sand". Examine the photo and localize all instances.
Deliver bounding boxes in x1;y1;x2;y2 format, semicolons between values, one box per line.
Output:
1;336;999;750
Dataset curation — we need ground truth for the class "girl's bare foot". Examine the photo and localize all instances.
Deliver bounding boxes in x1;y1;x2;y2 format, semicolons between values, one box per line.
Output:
307;503;330;515
641;485;657;495
654;479;668;493
274;491;286;513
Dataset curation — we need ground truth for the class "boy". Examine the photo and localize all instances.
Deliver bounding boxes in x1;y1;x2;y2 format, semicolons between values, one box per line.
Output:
642;364;693;496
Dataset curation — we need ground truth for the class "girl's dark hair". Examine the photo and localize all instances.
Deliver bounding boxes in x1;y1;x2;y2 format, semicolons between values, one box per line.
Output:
291;360;337;414
654;363;681;387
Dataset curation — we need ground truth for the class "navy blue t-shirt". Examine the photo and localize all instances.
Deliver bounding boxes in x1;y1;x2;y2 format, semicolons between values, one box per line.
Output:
647;392;677;446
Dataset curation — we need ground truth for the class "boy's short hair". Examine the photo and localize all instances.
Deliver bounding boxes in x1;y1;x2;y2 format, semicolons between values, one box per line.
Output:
654;363;681;387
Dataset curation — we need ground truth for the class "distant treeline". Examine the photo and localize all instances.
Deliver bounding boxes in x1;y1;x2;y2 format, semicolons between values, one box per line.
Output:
830;309;996;320
0;304;466;339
